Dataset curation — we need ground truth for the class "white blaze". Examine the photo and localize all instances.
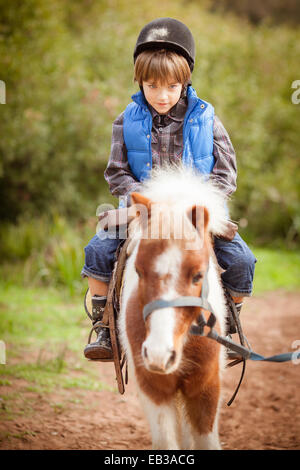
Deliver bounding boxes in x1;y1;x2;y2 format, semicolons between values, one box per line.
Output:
142;245;182;372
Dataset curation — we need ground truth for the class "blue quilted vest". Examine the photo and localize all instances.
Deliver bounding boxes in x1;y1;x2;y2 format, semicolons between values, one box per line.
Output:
123;86;215;183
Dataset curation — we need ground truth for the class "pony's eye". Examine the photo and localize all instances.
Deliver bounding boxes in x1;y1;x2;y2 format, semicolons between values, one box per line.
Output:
192;272;203;284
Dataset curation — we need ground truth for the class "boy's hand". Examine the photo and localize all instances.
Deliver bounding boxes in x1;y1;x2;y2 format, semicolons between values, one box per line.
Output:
98;208;134;231
216;221;238;242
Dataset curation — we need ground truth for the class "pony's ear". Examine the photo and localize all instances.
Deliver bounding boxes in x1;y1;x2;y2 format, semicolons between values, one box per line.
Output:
131;192;151;210
130;192;152;220
187;205;209;233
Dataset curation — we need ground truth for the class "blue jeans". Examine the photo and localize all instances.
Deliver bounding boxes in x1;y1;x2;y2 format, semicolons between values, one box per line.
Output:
213;233;256;296
81;231;256;297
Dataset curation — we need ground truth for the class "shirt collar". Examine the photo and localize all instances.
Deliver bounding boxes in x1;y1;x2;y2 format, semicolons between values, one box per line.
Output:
148;94;188;123
131;85;198;119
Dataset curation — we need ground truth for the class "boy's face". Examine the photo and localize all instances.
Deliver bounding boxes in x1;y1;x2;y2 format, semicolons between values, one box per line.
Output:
142;78;183;115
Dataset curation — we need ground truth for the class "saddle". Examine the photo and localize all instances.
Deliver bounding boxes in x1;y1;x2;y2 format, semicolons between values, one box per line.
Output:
85;208;240;394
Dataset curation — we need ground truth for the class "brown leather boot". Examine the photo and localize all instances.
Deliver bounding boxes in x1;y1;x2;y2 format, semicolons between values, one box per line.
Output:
84;295;113;361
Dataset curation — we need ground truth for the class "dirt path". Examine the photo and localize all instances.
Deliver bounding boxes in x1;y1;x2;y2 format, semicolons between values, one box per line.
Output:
0;290;299;450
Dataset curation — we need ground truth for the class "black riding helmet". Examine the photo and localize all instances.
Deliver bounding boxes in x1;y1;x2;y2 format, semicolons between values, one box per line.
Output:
134;17;196;72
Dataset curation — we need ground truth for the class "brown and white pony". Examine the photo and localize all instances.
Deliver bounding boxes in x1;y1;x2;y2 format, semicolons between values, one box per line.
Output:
119;165;228;450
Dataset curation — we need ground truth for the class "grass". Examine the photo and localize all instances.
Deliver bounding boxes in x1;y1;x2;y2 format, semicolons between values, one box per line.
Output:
0;283;114;420
251;246;300;294
0;284;86;350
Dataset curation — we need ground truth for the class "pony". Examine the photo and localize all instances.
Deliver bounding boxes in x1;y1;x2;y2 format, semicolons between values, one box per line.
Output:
118;164;229;450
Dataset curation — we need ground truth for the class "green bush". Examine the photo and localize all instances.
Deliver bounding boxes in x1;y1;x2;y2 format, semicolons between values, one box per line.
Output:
0;0;299;246
208;0;300;26
0;0;121;221
0;214;94;295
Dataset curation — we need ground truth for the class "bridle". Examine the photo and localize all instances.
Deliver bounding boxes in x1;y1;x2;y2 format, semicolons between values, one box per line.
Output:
142;268;247;406
143;270;228;344
142;268;298;406
143;270;213;325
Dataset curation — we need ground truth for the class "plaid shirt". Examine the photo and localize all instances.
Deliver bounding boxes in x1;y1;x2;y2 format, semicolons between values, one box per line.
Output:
104;94;237;204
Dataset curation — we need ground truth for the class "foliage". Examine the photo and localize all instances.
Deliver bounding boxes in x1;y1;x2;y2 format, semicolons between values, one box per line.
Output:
0;214;95;295
0;215;299;295
208;0;300;26
0;0;299;246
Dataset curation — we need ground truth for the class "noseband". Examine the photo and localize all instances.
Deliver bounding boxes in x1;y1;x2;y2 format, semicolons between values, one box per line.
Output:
142;269;214;336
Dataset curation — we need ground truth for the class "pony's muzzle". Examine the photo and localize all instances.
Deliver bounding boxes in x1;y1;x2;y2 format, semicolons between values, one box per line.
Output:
142;344;177;374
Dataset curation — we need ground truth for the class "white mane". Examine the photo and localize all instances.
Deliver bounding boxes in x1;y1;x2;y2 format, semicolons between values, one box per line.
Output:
139;163;229;236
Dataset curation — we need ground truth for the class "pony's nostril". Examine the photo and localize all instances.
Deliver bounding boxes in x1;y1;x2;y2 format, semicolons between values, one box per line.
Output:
143;346;148;359
166;350;176;369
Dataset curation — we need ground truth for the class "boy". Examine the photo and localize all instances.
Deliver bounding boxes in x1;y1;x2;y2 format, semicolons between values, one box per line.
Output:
81;18;256;361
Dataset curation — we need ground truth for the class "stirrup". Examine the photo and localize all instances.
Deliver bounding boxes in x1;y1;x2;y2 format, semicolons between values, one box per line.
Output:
84;288;93;321
85;321;114;362
87;320;110;344
84;289;113;361
223;292;251;406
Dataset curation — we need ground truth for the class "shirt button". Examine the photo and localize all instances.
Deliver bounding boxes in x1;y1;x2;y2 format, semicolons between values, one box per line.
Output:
159;128;163;132
146;163;150;167
189;118;193;123
200;104;205;109
147;134;150;139
162;146;167;152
